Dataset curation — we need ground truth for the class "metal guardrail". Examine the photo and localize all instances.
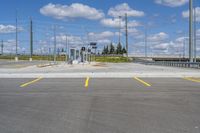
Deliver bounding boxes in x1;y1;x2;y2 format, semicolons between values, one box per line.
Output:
148;61;200;69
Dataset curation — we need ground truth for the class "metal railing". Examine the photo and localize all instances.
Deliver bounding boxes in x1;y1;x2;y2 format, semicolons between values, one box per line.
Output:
147;61;200;69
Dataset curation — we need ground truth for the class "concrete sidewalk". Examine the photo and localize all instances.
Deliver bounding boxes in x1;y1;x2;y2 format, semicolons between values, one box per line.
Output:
0;62;200;78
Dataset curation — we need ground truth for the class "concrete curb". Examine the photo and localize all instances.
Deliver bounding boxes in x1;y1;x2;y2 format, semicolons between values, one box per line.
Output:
0;72;200;78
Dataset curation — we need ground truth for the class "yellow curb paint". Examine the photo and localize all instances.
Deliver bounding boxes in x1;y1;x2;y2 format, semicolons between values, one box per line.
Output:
134;77;151;87
85;77;90;88
20;77;43;87
183;77;200;83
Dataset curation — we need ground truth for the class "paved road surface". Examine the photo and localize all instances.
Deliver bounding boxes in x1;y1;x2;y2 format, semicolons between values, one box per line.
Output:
0;78;200;133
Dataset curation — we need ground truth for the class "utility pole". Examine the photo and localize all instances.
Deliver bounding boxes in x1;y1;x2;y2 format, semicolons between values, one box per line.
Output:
183;37;186;58
53;25;57;63
189;0;193;62
145;24;148;58
125;13;128;57
15;10;18;61
194;7;197;62
1;40;3;55
30;17;33;61
65;35;68;62
118;16;122;44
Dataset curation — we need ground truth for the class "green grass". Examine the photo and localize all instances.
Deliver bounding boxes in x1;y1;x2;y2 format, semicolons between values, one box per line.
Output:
93;56;130;63
0;55;67;61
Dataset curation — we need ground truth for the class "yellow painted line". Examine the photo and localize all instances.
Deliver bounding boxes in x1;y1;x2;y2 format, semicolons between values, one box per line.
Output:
20;77;43;87
134;77;152;87
183;77;200;83
85;77;90;88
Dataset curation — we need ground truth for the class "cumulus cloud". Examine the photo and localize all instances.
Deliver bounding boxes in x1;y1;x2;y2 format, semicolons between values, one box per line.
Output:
155;0;189;7
0;25;23;34
88;31;114;40
100;18;141;28
100;18;125;28
108;3;145;17
40;3;105;20
88;31;115;45
128;20;142;27
148;32;169;42
182;7;200;22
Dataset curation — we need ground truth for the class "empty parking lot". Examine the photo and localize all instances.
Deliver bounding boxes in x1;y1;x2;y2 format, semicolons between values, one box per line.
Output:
0;77;200;133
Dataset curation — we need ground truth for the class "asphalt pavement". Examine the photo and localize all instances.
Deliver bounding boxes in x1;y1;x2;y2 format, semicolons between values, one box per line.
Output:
0;78;200;133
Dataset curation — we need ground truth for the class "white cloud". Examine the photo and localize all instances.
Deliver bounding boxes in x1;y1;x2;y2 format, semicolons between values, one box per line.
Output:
182;7;200;22
88;31;115;45
148;32;169;42
100;18;141;28
88;31;114;40
108;3;145;17
128;20;142;27
40;3;105;20
153;42;173;50
100;18;125;28
155;0;189;7
0;25;23;34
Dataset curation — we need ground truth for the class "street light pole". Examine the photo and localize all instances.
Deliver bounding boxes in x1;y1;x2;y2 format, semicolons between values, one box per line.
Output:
29;17;33;61
65;35;68;62
53;25;57;64
1;40;3;55
125;13;128;57
145;24;148;58
118;16;122;44
15;10;18;61
194;6;197;62
189;0;193;62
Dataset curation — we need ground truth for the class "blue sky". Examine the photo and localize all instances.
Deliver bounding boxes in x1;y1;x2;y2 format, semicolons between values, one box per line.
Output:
0;0;199;56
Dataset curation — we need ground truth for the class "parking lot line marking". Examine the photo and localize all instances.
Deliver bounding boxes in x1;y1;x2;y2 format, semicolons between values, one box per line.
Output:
183;77;200;83
85;77;90;88
20;77;43;87
134;77;151;87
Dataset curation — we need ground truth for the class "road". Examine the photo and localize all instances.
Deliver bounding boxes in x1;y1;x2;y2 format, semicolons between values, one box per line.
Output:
0;78;200;133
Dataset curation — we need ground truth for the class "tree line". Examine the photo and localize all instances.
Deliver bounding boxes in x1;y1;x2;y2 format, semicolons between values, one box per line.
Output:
102;42;127;55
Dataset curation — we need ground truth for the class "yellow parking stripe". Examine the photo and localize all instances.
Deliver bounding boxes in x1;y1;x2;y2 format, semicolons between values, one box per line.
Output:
134;77;151;87
183;77;200;83
20;77;43;87
85;77;90;88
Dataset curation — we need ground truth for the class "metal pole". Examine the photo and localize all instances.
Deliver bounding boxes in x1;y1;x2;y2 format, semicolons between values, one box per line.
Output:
65;35;68;62
15;10;18;61
189;0;193;62
145;25;147;58
1;40;3;55
53;25;57;63
30;17;33;61
194;6;197;62
183;37;186;58
118;16;122;44
125;13;128;57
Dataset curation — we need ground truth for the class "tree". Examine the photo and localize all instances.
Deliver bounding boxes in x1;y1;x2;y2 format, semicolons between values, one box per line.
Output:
105;45;109;54
116;42;122;54
109;42;115;54
102;46;106;55
122;47;127;54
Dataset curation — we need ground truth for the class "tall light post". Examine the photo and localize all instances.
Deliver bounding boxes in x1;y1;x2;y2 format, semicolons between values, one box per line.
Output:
1;40;3;55
29;17;33;61
189;0;193;62
65;35;68;62
118;16;122;45
144;24;148;58
194;6;197;62
15;10;18;61
125;13;128;57
53;25;57;63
